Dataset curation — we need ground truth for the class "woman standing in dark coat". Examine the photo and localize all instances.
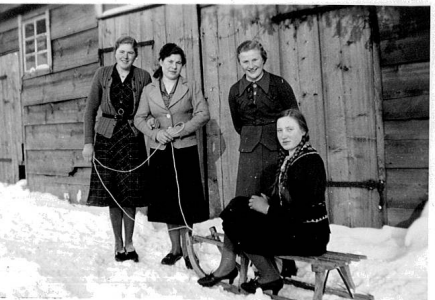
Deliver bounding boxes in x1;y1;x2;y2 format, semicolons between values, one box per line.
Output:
82;36;151;262
198;109;330;296
228;39;300;277
228;40;299;198
134;43;210;269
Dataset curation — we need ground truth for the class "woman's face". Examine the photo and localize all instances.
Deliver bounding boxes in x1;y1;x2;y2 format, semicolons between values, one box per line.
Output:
277;116;306;152
115;43;137;71
160;54;183;80
238;49;265;82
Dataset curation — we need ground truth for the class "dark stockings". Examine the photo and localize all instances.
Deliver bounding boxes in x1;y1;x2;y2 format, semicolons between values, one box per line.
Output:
213;234;237;277
245;252;281;283
167;224;191;256
109;206;136;253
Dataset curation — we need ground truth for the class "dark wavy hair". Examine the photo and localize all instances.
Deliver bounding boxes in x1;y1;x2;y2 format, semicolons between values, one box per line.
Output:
114;36;138;57
236;40;268;64
153;43;186;78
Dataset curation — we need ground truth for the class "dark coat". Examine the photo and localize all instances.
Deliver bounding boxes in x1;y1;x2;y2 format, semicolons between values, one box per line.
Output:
221;150;330;256
228;71;299;152
228;71;299;197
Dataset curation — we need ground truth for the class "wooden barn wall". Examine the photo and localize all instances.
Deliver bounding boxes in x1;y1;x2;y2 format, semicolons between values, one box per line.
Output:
200;5;384;227
376;6;430;227
21;4;99;203
0;53;22;183
97;4;206;201
0;4;428;228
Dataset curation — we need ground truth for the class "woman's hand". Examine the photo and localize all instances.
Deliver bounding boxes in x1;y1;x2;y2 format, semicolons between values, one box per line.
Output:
156;130;174;144
167;126;181;138
146;117;159;130
248;193;270;214
82;144;94;162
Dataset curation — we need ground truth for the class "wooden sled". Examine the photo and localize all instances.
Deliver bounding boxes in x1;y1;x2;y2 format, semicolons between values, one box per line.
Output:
184;227;374;300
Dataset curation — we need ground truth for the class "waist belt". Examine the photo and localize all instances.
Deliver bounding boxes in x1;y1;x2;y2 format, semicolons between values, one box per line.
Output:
102;113;133;121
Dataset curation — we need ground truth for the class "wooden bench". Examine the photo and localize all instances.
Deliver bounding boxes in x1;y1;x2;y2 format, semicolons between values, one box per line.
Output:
239;251;374;300
185;227;374;300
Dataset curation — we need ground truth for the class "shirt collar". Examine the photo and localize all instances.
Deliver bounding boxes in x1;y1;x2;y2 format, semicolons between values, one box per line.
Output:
238;70;270;95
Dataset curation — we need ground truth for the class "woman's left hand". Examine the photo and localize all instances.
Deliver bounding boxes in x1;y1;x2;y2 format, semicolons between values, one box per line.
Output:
248;193;270;214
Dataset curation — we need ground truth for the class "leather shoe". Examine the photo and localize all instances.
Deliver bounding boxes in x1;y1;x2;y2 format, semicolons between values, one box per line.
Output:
197;268;238;287
126;250;139;262
241;278;284;295
115;251;127;262
161;253;183;265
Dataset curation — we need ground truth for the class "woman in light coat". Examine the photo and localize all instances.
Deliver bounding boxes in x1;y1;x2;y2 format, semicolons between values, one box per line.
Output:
134;43;210;269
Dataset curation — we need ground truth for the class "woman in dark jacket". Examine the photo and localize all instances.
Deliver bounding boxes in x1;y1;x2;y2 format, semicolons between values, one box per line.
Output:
198;109;330;295
228;40;299;198
82;36;151;262
228;39;300;277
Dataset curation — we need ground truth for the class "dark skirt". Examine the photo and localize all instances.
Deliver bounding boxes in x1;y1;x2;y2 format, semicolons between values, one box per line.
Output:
147;145;209;225
236;144;278;197
86;122;149;208
220;196;329;256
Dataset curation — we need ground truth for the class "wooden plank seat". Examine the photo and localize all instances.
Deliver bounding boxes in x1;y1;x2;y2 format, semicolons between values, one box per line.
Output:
184;228;374;300
239;251;374;300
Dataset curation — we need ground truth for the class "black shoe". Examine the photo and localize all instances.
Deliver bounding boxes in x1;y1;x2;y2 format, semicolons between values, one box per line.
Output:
125;250;139;262
281;259;298;278
197;268;238;287
184;256;193;270
161;253;183;265
241;278;284;295
115;251;127;262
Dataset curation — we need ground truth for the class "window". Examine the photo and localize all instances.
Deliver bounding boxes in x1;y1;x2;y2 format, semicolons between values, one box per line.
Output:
20;11;51;74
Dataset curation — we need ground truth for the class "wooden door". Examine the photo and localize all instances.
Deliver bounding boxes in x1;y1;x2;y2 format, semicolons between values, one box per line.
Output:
0;52;23;184
200;5;384;227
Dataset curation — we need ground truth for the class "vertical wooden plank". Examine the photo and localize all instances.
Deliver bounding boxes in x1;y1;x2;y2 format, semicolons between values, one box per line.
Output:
114;14;130;39
0;52;22;183
319;7;382;227
139;9;155;74
201;5;223;215
151;5;167;67
101;17;116;65
215;5;240;206
128;11;141;69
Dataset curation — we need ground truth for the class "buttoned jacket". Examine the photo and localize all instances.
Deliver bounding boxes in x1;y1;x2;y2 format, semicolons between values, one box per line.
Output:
83;65;151;144
228;71;298;152
134;76;210;150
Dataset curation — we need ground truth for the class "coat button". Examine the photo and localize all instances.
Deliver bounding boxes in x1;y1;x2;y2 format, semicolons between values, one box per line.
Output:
166;114;171;118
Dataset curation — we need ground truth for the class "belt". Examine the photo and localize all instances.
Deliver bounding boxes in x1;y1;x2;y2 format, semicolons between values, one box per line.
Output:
102;113;133;121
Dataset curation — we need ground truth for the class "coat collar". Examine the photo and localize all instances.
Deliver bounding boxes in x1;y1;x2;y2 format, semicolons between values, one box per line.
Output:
238;70;270;95
149;76;189;109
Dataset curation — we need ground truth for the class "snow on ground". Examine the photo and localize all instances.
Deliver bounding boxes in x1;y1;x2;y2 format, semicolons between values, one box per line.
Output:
0;180;429;300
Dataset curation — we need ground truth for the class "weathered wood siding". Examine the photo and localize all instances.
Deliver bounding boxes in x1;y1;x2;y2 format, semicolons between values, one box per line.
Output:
377;6;430;227
20;4;98;203
97;4;207;203
0;52;23;183
200;5;384;227
0;4;428;228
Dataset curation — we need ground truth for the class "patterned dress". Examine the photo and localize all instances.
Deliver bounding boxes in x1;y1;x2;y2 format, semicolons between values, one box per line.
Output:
87;67;149;208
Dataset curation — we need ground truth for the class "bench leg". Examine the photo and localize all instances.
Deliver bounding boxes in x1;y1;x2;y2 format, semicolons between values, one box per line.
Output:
337;265;356;298
312;266;327;300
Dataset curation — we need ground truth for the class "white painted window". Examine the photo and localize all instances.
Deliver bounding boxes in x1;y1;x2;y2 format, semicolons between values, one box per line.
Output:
21;11;51;73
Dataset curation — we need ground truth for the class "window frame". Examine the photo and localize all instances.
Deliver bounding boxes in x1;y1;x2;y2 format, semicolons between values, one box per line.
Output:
18;10;52;77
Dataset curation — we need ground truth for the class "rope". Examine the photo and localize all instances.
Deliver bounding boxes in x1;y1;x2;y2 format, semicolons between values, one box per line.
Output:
93;122;192;233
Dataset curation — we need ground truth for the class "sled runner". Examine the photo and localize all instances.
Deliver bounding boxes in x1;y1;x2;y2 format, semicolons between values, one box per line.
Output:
185;227;374;300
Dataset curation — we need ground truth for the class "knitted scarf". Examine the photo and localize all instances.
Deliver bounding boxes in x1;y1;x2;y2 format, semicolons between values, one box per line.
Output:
270;134;316;205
